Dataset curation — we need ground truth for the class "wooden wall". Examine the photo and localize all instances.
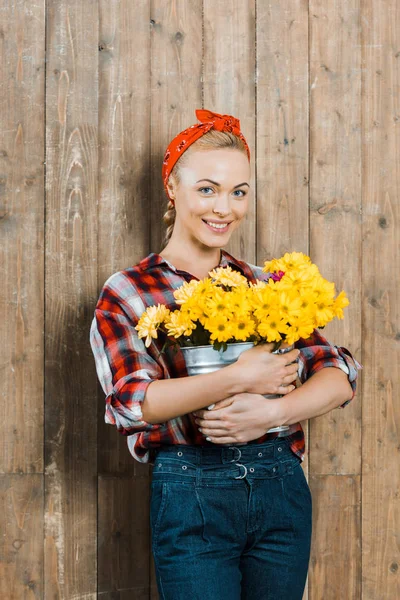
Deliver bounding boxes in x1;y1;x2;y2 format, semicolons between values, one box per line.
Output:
1;0;398;598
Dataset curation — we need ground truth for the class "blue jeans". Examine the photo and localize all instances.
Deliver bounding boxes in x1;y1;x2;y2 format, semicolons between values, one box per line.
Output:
150;436;312;600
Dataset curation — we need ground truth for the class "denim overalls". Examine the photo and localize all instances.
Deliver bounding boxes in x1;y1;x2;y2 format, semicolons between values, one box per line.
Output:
150;434;312;600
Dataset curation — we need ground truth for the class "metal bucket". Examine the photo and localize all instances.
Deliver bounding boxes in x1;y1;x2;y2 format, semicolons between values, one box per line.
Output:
180;341;294;433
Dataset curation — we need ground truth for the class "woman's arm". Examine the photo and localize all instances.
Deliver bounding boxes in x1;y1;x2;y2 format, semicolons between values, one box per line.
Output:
193;368;354;445
141;365;243;423
274;365;353;426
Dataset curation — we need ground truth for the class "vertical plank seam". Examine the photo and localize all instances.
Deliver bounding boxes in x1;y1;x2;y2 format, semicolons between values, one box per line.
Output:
201;0;204;109
44;1;48;596
148;3;153;595
359;1;364;594
307;4;311;597
255;0;258;263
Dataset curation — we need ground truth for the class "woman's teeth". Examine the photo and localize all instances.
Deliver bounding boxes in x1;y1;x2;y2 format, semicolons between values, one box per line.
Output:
203;220;230;232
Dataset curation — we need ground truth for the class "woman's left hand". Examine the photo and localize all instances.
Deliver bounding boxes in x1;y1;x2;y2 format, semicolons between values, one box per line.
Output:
192;392;285;444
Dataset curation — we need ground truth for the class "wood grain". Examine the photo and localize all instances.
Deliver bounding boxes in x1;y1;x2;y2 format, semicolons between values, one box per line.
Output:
361;0;400;597
256;2;310;596
44;1;98;597
203;0;256;264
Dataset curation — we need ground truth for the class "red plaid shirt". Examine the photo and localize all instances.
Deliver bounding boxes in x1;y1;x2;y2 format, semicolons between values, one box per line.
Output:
90;250;362;465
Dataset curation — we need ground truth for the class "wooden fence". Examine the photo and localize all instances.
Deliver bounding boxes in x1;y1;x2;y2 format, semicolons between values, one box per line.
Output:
1;0;398;598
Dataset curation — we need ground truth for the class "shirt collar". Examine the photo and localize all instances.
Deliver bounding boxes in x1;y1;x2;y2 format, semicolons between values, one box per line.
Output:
139;249;247;276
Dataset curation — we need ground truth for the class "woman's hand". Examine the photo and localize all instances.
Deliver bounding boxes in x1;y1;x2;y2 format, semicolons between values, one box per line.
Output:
231;342;300;396
192;392;286;445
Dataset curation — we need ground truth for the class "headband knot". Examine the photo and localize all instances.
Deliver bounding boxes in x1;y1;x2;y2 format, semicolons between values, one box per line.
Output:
162;108;250;203
195;109;241;133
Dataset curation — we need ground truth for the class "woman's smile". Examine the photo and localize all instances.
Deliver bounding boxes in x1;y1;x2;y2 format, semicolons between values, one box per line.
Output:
202;218;233;233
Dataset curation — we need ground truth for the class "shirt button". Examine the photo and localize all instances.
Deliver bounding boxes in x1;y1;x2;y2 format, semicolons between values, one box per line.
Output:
182;465;187;470
258;452;263;457
177;451;183;456
249;468;255;473
273;466;277;472
278;447;282;452
158;463;162;467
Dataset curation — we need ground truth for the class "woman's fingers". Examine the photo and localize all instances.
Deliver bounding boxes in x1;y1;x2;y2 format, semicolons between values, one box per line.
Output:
199;428;230;437
204;436;236;444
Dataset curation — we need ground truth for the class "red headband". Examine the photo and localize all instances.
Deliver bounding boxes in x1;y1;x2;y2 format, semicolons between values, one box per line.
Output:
162;108;251;203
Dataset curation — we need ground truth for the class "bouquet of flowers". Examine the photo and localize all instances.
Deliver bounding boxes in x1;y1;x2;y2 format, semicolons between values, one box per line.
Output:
135;251;350;354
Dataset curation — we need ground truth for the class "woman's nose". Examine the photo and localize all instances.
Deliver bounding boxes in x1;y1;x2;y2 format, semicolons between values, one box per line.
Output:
213;196;231;215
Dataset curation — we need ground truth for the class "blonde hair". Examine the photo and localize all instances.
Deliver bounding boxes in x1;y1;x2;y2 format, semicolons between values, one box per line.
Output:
162;129;249;246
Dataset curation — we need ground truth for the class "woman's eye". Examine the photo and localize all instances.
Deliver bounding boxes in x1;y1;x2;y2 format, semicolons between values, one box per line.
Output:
233;190;247;197
198;187;214;194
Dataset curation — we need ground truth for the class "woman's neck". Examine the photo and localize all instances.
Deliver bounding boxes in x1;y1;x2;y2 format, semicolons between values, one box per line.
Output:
159;244;223;279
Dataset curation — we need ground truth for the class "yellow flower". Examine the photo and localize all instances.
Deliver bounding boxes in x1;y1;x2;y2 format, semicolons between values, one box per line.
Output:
332;290;350;319
226;285;252;315
205;315;234;343
263;251;312;274
205;289;234;319
284;318;316;345
277;265;319;291
230;313;257;341
135;304;170;347
257;311;289;342
249;283;277;319
277;291;303;321
164;309;197;338
314;294;335;327
173;279;200;304
208;265;248;287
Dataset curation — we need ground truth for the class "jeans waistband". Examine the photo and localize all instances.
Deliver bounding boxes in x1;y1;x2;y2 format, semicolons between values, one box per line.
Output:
153;435;294;466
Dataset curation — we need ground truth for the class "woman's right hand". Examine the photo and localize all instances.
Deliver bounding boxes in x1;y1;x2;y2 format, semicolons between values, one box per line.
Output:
231;342;300;396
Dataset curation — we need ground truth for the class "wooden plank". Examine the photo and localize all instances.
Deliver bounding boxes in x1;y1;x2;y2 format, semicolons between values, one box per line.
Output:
149;3;203;596
308;0;362;475
0;474;43;598
308;3;362;597
309;475;361;599
0;0;45;475
203;0;256;264
150;0;203;255
256;3;310;596
0;0;45;596
97;0;151;478
361;1;400;597
44;1;98;597
98;475;150;596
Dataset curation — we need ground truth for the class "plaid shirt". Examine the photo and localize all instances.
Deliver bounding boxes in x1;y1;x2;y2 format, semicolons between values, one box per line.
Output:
90;250;362;465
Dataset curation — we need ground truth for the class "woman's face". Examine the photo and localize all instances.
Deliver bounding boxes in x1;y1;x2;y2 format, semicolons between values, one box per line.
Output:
168;148;251;250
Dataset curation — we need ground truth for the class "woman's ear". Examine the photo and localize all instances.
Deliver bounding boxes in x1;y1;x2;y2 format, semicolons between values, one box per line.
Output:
166;174;177;199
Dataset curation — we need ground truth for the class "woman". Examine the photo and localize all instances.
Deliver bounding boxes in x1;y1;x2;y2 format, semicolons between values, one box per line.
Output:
90;109;362;600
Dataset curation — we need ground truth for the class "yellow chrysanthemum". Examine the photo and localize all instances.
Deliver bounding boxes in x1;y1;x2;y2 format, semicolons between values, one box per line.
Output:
224;286;252;315
257;311;290;342
135;304;170;347
332;290;350;319
314;294;335;327
277;291;303;321
276;265;319;291
263;251;312;274
205;289;234;319
249;283;277;319
205;315;234;343
173;279;200;305
230;313;257;341
284;318;316;345
208;265;248;287
164;309;197;338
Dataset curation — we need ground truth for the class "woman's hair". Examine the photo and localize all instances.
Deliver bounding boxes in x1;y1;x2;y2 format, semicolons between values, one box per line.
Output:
162;129;249;246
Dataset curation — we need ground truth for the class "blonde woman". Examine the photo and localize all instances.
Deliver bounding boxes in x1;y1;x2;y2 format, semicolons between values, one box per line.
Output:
90;109;362;600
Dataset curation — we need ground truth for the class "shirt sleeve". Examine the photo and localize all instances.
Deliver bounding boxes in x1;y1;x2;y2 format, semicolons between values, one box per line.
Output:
294;328;363;408
89;301;166;436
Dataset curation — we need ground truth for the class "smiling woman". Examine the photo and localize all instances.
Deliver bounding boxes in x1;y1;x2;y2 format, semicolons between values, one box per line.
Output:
89;108;361;600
